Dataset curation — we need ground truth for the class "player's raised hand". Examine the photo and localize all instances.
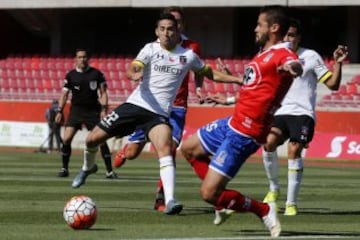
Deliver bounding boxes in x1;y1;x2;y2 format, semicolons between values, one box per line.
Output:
205;93;226;106
333;45;348;63
195;87;205;104
216;58;232;75
130;72;143;82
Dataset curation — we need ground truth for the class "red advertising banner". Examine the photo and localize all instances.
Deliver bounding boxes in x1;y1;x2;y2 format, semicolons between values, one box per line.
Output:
180;126;360;161
305;132;360;160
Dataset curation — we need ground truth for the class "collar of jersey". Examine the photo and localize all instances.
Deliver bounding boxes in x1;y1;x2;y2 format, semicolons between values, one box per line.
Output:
75;66;90;73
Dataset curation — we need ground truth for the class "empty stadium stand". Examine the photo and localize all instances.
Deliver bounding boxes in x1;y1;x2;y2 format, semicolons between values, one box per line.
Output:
317;74;360;110
0;55;358;110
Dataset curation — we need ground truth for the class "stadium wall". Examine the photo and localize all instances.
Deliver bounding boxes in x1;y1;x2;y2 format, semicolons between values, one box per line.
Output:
1;101;360;134
0;101;359;160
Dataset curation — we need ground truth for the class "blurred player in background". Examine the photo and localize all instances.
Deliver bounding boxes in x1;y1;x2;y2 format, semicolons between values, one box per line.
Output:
181;5;303;237
45;99;62;153
112;6;204;212
55;48;117;179
261;18;349;216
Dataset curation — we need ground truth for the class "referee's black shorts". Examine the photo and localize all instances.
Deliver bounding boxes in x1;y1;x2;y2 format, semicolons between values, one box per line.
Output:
66;108;101;131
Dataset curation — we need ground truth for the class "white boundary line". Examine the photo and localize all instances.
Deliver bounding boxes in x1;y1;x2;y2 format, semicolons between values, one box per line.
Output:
133;236;359;240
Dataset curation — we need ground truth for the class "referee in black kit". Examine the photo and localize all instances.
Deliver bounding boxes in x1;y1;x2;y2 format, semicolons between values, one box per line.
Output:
55;48;118;179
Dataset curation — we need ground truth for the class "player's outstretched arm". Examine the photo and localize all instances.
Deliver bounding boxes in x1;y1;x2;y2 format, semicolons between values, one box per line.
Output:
325;45;349;90
202;66;243;85
216;58;232;75
194;72;205;103
205;93;238;106
277;61;303;78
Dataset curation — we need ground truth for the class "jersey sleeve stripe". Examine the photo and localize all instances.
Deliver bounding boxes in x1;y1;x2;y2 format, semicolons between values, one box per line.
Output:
133;60;145;68
196;64;210;75
318;71;332;83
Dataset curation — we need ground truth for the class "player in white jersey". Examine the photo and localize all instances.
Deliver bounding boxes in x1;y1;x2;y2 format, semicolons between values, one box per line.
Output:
70;13;243;215
262;18;349;216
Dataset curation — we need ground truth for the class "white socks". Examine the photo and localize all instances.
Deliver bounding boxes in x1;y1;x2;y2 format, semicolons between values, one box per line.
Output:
82;145;98;171
287;158;304;205
262;148;280;192
159;155;175;205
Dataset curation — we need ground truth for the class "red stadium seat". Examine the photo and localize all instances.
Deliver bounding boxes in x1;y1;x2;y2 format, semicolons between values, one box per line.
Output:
0;78;10;91
47;61;56;71
351;75;360;84
15;70;24;78
5;60;15;70
203;81;216;94
7;70;16;79
64;61;74;70
55;61;65;71
0;70;6;78
32;70;41;79
116;59;127;71
25;78;36;90
121;79;132;90
0;60;5;69
107;61;116;71
39;62;47;70
98;62;107;71
16;77;26;89
347;83;358;95
214;82;226;94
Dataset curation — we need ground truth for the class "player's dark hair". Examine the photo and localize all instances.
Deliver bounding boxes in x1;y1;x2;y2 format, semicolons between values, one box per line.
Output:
156;13;178;30
75;48;90;58
289;18;302;36
162;6;184;19
259;5;290;38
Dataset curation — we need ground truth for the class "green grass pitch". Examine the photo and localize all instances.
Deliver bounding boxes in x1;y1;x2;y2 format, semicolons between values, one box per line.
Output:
0;149;359;240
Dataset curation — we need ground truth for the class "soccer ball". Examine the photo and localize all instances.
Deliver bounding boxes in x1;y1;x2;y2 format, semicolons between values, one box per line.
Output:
63;195;97;230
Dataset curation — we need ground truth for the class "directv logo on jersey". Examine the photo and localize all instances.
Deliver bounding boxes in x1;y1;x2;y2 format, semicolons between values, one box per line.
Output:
153;64;182;75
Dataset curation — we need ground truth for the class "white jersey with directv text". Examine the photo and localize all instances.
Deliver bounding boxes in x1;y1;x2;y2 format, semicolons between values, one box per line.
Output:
275;47;331;120
126;41;205;117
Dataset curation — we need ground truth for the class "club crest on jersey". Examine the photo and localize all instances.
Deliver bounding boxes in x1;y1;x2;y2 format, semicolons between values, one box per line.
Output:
89;81;97;90
243;66;257;85
179;56;187;65
215;150;227;166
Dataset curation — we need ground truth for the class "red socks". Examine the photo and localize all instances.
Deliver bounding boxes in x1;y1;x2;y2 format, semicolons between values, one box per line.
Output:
188;157;210;180
216;189;270;217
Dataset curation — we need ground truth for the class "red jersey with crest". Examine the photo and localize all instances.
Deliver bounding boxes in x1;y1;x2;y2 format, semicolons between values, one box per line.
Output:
173;36;201;108
229;43;299;144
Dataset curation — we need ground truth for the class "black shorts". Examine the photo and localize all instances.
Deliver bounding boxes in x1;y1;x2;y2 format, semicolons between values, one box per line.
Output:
66;107;100;131
272;115;315;144
98;103;171;140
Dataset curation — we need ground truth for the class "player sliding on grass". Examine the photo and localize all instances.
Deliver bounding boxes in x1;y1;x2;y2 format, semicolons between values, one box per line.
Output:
180;5;303;237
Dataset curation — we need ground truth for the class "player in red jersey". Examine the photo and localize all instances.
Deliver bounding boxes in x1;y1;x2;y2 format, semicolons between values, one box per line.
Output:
180;5;303;237
112;6;204;211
